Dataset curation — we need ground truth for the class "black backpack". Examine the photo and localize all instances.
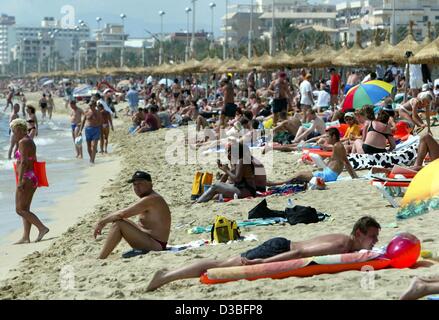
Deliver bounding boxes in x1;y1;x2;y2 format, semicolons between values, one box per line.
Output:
285;205;320;225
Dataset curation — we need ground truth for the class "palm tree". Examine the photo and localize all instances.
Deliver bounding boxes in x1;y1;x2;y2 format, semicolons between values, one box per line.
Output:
397;26;408;43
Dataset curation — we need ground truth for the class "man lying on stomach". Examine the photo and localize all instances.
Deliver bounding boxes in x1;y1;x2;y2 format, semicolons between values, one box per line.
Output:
146;216;380;291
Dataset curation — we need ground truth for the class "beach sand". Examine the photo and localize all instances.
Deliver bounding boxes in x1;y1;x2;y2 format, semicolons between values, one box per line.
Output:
0;113;438;300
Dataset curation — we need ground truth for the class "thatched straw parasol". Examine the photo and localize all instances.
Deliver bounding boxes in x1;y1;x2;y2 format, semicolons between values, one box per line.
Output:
411;36;439;65
356;31;384;66
333;31;364;67
383;21;422;64
420;21;433;48
234;56;253;73
261;51;293;70
199;57;223;73
249;52;273;68
216;58;240;73
308;46;338;68
176;59;203;74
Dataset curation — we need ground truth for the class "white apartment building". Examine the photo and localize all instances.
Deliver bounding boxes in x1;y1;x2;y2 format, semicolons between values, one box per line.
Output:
222;1;337;48
0;14;16;69
337;0;439;44
13;17;90;68
81;23;127;61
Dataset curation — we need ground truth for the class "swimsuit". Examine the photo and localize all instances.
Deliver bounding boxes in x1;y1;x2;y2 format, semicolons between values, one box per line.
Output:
223;103;238;118
14;150;38;188
313;167;339;182
273;98;288;113
152;237;168;251
71;123;78;132
85;126;101;141
241;237;291;260
362;122;391;154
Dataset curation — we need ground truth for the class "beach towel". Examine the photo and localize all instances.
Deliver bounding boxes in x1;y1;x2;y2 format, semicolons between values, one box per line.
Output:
223;184;306;203
347;144;419;170
122;235;259;258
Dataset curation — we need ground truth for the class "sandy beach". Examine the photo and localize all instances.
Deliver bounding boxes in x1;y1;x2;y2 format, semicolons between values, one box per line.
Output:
0;111;438;300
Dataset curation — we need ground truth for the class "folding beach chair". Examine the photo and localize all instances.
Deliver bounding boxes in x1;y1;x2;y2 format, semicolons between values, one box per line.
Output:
370;174;413;208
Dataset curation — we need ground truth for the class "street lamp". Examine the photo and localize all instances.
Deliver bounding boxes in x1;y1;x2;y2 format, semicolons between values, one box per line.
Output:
185;7;192;62
224;0;229;60
22;38;27;76
270;0;275;56
190;0;197;59
37;32;43;73
209;2;216;53
248;0;254;59
96;18;102;69
96;17;102;29
159;10;166;65
0;40;5;75
120;13;127;67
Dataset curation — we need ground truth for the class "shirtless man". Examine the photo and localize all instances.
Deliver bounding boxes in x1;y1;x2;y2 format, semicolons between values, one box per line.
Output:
220;76;237;128
273;112;302;140
8;104;20;159
147;216;379;291
268;72;293;127
69;100;84;159
293;110;326;143
345;70;360;94
98;102;114;154
78;101;102;164
94;171;171;259
277;128;358;183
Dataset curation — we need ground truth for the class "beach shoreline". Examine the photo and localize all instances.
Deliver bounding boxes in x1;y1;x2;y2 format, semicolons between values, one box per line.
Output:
0;94;124;282
0;153;121;282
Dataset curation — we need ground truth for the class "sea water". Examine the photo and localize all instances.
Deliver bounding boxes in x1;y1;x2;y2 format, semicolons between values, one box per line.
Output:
0;111;95;244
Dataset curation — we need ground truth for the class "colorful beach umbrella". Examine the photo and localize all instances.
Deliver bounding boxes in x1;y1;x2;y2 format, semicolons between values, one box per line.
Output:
342;80;394;112
397;159;439;220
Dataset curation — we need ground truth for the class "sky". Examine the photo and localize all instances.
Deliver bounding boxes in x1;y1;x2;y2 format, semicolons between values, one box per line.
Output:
0;0;338;38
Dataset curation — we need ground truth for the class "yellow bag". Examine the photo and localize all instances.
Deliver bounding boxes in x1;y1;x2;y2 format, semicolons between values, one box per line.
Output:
211;216;241;244
191;172;213;200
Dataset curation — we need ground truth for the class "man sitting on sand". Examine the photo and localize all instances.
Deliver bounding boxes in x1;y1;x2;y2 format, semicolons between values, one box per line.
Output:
147;216;381;291
94;171;171;259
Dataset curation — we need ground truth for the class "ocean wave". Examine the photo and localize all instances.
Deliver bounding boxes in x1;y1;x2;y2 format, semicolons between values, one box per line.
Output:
55;157;70;161
0;159;14;171
40;121;69;132
33;137;56;146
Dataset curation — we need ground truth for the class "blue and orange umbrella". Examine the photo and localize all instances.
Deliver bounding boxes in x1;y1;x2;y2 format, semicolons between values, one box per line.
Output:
342;80;394;112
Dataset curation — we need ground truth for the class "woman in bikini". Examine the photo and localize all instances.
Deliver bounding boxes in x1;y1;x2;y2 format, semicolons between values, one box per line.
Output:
47;93;55;121
10;119;49;244
26;105;38;139
97;102;114;154
399;92;433;130
351;110;396;154
39;93;48;122
197;142;256;203
171;78;182;109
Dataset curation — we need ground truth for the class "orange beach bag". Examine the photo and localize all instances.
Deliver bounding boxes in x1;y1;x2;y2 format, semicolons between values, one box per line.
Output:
13;162;49;188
